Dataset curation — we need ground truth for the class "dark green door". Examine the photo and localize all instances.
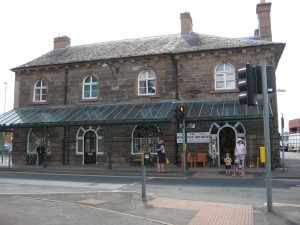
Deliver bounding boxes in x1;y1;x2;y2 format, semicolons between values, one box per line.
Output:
84;131;96;164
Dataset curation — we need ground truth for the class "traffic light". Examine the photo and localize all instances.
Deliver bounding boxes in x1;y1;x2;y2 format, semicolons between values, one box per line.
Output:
171;106;179;124
256;65;276;94
238;63;258;106
178;106;185;122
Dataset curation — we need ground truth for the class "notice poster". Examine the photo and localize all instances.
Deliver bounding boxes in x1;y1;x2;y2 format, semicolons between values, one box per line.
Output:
177;132;210;143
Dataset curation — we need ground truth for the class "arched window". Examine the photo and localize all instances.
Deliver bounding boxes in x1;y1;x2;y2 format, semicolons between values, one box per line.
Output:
33;80;47;102
131;124;161;154
138;70;156;95
215;62;235;90
83;75;98;99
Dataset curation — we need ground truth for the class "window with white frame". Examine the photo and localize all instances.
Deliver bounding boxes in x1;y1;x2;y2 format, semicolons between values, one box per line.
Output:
215;62;236;90
27;128;51;154
138;70;156;95
131;124;161;154
33;80;47;102
83;75;98;99
76;126;103;155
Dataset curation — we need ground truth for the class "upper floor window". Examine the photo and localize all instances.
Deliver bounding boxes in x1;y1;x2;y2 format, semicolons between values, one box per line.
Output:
215;62;235;90
83;75;98;99
138;70;156;95
33;80;47;102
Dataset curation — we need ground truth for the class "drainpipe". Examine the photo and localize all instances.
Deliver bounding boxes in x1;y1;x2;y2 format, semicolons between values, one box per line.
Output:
63;67;69;164
108;126;112;169
170;55;179;100
170;54;180;165
43;126;48;168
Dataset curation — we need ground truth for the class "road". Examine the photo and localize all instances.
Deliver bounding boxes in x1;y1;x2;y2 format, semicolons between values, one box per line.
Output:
0;152;299;225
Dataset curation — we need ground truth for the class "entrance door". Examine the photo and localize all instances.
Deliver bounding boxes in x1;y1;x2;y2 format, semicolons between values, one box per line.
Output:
219;127;235;164
84;131;96;164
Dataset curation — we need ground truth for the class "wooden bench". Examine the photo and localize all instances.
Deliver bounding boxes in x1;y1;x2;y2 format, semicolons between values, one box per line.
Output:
194;153;208;168
180;153;194;168
130;153;156;166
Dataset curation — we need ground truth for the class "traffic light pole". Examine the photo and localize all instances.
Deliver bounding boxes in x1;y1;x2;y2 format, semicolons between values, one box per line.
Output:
182;119;187;172
261;59;273;212
281;114;285;171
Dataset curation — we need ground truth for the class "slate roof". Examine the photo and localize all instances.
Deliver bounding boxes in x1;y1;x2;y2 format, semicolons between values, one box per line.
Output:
12;32;285;71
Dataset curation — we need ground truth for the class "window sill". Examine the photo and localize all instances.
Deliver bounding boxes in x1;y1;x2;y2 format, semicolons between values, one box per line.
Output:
29;102;49;106
210;89;240;94
79;98;99;103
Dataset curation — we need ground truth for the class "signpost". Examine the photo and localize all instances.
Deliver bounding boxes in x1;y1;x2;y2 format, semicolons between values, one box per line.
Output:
261;59;273;212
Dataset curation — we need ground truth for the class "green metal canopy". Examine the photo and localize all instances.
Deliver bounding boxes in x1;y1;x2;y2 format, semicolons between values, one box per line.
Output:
0;99;270;129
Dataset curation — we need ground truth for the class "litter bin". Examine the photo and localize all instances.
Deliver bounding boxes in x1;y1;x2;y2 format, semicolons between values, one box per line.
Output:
271;150;275;171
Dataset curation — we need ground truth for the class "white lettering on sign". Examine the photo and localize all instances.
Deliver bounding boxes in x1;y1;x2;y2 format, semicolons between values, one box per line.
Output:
177;132;210;143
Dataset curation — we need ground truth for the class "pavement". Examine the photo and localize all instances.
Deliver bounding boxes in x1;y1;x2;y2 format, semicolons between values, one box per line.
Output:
0;155;299;225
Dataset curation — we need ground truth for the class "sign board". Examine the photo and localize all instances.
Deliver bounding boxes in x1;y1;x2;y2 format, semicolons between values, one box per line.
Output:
177;132;210;143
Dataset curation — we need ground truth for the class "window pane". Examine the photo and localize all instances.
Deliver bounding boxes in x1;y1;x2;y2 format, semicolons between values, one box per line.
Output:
139;87;146;94
140;73;146;79
216;81;224;89
92;84;98;91
216;64;223;72
85;76;91;83
148;80;156;93
147;71;155;79
216;74;223;81
78;140;83;153
226;73;235;80
139;81;146;88
84;85;90;98
226;81;235;89
91;89;97;97
91;76;97;83
225;63;233;71
36;80;42;87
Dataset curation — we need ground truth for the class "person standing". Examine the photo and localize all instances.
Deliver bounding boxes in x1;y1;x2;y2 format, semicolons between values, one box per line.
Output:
156;139;166;173
234;138;246;166
224;152;232;176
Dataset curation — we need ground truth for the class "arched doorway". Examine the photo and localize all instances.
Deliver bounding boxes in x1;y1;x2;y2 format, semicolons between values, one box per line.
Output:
219;127;236;164
209;122;246;166
84;131;96;164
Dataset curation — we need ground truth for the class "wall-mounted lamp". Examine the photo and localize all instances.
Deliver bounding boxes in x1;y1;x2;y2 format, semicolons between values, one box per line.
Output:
102;62;119;86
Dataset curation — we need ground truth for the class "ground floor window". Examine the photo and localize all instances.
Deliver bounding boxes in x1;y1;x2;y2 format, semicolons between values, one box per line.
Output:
132;124;161;154
27;128;51;154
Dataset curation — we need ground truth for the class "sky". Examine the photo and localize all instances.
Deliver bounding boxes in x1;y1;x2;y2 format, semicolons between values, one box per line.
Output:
0;0;298;132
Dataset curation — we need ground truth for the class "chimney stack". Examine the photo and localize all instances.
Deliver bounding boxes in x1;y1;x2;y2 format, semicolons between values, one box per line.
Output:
256;2;272;41
180;12;193;36
53;36;71;49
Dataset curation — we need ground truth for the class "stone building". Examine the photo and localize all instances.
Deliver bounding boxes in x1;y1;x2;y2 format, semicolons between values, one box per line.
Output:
0;1;285;167
289;118;300;133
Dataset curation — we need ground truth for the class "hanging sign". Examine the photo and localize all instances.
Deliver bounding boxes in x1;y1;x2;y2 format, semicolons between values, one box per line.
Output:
177;132;210;143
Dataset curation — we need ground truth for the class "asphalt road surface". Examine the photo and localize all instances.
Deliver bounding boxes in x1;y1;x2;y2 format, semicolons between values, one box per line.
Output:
0;152;299;225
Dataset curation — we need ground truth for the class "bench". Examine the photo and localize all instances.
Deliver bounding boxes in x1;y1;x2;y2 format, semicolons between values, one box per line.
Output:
180;153;194;168
194;153;208;168
130;153;156;166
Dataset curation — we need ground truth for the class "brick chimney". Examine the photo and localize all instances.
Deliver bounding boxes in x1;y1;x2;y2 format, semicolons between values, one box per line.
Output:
256;1;272;41
180;12;193;36
53;36;71;49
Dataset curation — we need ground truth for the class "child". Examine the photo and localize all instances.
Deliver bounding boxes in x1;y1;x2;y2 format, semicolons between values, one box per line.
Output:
232;158;245;177
224;153;232;176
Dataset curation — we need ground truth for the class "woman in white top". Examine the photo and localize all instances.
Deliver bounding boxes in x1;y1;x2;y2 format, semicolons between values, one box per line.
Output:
234;138;246;165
